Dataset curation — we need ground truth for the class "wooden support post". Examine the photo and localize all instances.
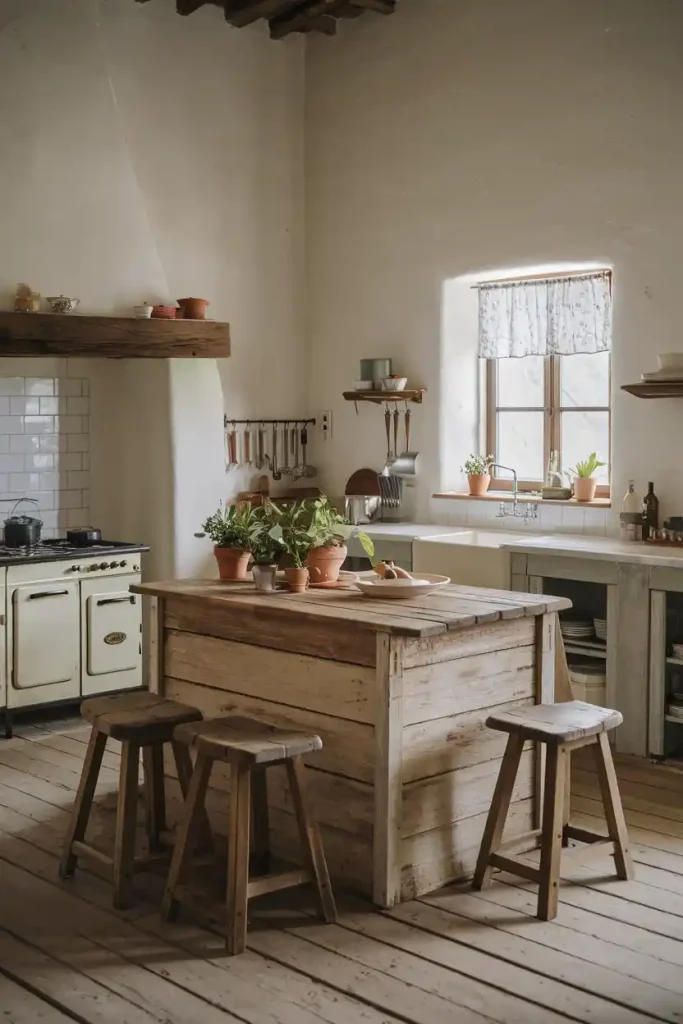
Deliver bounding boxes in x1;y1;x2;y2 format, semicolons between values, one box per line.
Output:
373;633;403;908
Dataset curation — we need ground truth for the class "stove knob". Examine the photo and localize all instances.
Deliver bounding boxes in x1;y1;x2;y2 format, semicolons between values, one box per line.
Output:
89;564;99;572
120;560;128;568
70;564;82;573
99;562;109;570
109;561;119;569
133;564;140;572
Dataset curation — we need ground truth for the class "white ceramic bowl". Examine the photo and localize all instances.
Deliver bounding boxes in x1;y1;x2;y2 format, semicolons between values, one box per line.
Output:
382;376;408;391
657;353;683;371
134;304;153;318
355;573;450;599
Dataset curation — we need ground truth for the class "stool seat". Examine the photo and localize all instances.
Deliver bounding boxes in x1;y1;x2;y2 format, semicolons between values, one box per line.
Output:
173;715;323;764
82;692;202;742
486;701;623;743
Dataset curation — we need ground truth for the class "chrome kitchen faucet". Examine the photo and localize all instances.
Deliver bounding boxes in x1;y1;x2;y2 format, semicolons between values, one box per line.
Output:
491;463;538;526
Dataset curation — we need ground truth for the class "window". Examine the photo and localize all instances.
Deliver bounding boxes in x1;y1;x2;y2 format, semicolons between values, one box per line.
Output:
486;351;610;494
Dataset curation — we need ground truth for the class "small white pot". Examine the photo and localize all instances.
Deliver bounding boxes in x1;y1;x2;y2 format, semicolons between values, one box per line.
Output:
134;304;154;318
253;564;277;592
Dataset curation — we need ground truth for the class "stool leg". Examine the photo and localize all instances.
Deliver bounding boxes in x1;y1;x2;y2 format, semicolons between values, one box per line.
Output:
172;738;213;851
286;755;337;924
59;728;107;879
143;743;167;852
113;741;141;909
538;742;567;921
594;732;635;881
562;751;572;848
473;733;525;891
250;768;270;876
162;754;213;922
226;760;251;955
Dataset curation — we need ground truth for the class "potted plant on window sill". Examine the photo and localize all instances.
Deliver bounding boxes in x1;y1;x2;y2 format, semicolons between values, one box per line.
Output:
248;502;282;592
305;497;375;585
570;452;606;502
461;454;495;497
201;503;253;580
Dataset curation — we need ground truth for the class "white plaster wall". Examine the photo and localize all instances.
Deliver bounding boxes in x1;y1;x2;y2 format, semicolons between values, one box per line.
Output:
0;0;305;578
305;0;683;531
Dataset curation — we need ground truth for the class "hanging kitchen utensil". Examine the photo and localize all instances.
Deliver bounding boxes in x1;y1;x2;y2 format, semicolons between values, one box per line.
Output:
243;424;252;466
280;422;291;476
4;498;42;547
226;421;239;468
292;425;303;479
271;423;281;480
393;402;419;475
255;423;266;470
300;424;317;477
405;405;411;450
393;407;400;461
384;406;392;462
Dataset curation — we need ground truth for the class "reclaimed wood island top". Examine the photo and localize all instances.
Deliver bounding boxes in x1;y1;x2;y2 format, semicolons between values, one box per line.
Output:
133;578;570;906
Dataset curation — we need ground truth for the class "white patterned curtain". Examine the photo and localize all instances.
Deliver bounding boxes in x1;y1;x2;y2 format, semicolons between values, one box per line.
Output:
478;272;612;358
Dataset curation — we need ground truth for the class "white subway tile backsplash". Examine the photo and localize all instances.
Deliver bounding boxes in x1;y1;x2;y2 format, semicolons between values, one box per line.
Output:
0;455;28;473
67;434;89;453
25;378;54;396
0;377;89;537
10;397;40;415
81;378;89;396
23;416;54;434
0;417;24;434
66;397;89;416
0;378;24;396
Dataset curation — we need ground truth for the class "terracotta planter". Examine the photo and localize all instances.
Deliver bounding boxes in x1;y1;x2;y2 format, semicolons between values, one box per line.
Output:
573;477;597;502
306;544;348;585
177;297;210;320
253;564;277;592
467;473;491;497
214;546;250;581
284;566;309;593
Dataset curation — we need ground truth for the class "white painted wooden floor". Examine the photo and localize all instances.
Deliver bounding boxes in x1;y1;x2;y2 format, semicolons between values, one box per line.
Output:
1;713;683;1023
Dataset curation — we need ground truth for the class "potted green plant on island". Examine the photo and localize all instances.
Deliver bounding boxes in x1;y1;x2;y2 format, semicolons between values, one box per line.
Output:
461;453;495;496
570;452;605;502
267;501;315;593
248;502;283;592
201;503;254;580
305;497;375;584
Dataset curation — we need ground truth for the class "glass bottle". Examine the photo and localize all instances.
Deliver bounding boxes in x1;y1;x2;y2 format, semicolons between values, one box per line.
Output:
642;481;659;541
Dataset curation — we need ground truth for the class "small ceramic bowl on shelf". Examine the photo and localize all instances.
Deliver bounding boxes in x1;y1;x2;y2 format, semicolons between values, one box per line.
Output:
133;303;153;318
382;376;408;391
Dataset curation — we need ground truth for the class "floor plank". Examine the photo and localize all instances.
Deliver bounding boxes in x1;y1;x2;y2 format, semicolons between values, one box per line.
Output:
0;968;76;1023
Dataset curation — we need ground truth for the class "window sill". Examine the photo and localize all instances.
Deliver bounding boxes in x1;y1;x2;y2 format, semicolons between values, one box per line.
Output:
433;491;611;509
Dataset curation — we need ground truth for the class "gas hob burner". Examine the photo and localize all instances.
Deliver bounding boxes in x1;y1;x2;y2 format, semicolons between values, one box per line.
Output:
0;538;148;563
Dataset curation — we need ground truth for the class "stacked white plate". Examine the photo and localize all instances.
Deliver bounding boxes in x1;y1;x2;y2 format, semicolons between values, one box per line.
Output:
672;643;683;660
667;703;683;720
561;619;595;641
594;618;608;642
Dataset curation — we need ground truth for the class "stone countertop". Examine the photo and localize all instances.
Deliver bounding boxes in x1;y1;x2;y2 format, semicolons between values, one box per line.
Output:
132;578;569;638
355;522;464;542
500;533;683;567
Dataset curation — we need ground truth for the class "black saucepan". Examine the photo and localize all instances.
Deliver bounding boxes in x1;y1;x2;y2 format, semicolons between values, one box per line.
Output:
67;527;102;547
4;498;42;547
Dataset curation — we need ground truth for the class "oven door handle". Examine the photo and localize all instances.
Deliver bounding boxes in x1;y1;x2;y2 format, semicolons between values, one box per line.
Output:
29;589;69;600
96;596;136;606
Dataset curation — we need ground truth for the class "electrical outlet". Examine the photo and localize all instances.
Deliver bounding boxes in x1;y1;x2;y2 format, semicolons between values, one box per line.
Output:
321;410;333;441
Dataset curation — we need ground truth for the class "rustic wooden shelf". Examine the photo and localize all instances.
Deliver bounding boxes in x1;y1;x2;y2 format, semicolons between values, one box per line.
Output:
343;389;425;405
0;312;230;359
622;381;683;399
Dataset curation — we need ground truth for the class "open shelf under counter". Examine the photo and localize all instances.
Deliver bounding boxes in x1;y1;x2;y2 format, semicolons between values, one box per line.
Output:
564;640;608;660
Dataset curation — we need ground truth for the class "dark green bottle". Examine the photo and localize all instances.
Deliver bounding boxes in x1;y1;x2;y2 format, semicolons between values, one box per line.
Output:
642;481;659;540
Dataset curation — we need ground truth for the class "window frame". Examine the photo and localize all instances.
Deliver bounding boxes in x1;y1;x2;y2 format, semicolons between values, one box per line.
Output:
485;354;611;497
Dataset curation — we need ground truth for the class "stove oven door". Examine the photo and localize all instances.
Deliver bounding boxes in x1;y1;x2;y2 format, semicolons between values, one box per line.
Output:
8;581;80;708
81;575;142;696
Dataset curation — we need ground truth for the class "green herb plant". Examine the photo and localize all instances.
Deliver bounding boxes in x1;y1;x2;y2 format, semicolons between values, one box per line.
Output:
201;503;253;549
248;502;283;565
570;453;606;479
306;497;375;559
461;453;495;475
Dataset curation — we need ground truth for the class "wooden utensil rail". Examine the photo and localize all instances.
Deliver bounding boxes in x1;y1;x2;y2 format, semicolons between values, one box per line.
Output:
223;418;316;426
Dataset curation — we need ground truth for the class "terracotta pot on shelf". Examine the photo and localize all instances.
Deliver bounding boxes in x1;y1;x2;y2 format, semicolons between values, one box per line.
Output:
306;544;347;585
284;566;309;593
151;305;178;319
214;546;250;581
573;477;598;502
177;297;210;320
467;473;491;497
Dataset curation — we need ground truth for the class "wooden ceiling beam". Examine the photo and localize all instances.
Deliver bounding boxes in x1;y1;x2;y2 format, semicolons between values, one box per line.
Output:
224;0;299;27
347;0;395;13
269;0;345;37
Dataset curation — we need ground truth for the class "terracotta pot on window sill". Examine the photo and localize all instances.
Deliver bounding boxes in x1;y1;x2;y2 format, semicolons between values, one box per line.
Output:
467;473;491;497
306;544;347;585
214;546;250;580
573;477;598;502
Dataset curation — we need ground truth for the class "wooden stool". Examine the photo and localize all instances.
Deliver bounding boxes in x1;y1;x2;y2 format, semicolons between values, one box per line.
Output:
473;701;635;921
163;715;338;955
59;692;203;908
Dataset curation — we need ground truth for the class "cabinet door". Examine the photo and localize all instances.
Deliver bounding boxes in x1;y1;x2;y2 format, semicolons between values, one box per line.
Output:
10;582;80;703
81;576;142;695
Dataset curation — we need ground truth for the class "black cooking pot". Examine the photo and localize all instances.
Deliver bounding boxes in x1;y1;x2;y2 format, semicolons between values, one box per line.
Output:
4;498;42;547
66;527;102;547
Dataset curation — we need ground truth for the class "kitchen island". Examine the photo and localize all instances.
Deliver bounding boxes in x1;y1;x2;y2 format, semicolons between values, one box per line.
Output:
132;579;570;906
